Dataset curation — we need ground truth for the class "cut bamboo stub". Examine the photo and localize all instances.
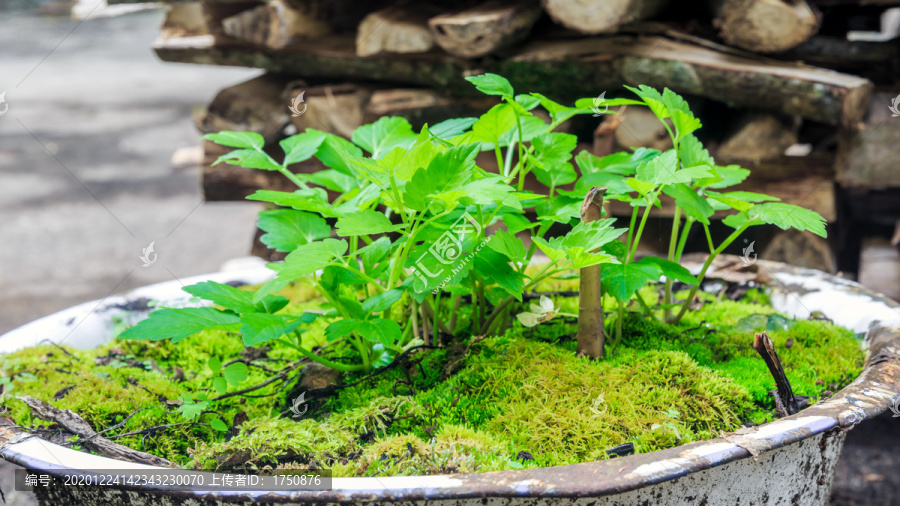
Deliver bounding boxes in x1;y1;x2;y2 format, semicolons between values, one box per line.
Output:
575;186;607;359
428;0;542;58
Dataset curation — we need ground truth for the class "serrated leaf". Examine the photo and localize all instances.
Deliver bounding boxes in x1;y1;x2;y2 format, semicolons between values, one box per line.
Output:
214;149;281;171
280;132;327;166
707;165;750;189
325;318;363;342
306;169;357;193
357;318;402;347
247;188;336;217
430;118;477;139
474;248;525;300
471;104;517;149
706;191;755;212
601;262;661;302
637;257;697;285
313;131;364;175
532;132;578;187
465;73;514;97
240;313;316;347
487;229;527;262
336;210;401;236
118;307;239;343
183;281;260;314
352;117;417;159
362;288;405;314
662;184;714;225
535;195;582;223
751;203;827;237
222;362;248;386
258;209;331;252
203;131;264;149
496;115;548;147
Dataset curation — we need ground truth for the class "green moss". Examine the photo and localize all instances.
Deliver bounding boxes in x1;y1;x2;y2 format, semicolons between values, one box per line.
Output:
0;281;865;477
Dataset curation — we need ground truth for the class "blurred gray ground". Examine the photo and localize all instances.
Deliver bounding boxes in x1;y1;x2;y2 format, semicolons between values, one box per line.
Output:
0;8;896;506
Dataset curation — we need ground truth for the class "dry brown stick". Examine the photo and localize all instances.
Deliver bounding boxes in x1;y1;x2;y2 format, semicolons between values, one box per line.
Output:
210;361;305;402
18;396;177;468
752;332;809;416
575;187;607;359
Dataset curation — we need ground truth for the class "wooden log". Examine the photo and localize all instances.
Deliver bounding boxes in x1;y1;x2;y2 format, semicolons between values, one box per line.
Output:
837;90;900;188
364;88;497;128
160;2;209;40
712;0;821;53
598;106;673;151
715;112;798;165
153;33;873;127
221;0;332;48
428;0;542;58
356;3;442;57
284;82;374;138
773;36;899;77
201;1;263;41
198;74;292;143
540;0;670;34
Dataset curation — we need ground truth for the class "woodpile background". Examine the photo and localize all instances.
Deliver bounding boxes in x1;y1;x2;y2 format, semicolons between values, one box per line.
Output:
140;0;900;297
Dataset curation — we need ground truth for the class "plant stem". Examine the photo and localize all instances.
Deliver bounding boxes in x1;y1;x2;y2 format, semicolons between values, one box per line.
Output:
628;196;656;264
278;168;309;190
671;220;755;323
675;217;695;263
278;334;365;373
575;187;607;359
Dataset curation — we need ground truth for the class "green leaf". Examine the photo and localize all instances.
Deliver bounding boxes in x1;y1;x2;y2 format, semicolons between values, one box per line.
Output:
496;115;548;147
430;118;477;139
239;313;316;347
532;133;578;187
183;281;258;314
176;395;209;421
258;239;349;300
536;195;582;223
515;94;541;110
357;318;402;347
258;209;330;252
471;104;516;148
208;357;222;372
325;319;363;342
562;219;625;252
336;210;402;236
706;191;755;212
247;188;336;217
662;184;714;225
362;288;405;314
352;117;417;159
306;169;357;193
313;131;364;175
118;307;239;343
213;149;282;171
474;248;525;299
358;236;393;275
487;229;527;262
212;377;227;394
465;73;514;97
403;144;479;212
601;262;661;302
708;165;750;189
626;177;656;197
222;362;248;386
635;150;677;185
203;131;264;150
210;418;229;432
637;257;698;285
280;132;327;166
751;203;827;237
677;134;713;170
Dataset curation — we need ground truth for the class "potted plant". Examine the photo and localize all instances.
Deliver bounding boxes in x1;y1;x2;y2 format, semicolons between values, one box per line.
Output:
1;75;898;505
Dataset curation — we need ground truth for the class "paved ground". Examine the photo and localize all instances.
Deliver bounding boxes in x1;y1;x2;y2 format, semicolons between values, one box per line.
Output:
0;7;897;506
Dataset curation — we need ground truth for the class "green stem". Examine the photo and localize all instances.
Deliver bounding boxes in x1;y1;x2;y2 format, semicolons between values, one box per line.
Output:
664;207;682;321
628;197;656;264
675;217;695;263
278;333;365;373
278;168;309;190
671;219;756;323
702;223;715;253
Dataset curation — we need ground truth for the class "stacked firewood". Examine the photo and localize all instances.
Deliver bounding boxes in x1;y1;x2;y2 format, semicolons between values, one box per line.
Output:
140;0;900;281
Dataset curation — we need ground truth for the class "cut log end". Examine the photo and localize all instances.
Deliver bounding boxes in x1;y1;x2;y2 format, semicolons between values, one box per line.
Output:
356;5;438;57
715;0;821;53
541;0;669;34
428;0;542;58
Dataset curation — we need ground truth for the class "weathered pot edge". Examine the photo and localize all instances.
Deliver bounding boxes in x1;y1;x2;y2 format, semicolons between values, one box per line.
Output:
0;257;897;503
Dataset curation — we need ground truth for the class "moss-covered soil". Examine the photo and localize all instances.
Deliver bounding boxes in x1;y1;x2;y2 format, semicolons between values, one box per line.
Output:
0;282;863;477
